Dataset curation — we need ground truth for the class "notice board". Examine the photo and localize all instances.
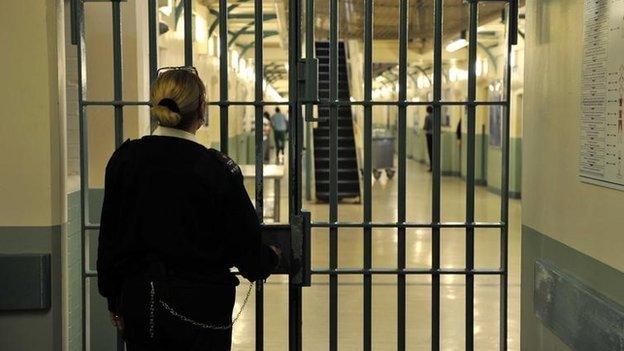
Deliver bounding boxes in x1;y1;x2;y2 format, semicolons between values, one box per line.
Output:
580;0;624;190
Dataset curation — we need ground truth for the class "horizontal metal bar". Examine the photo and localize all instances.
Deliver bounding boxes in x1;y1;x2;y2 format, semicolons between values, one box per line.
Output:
85;221;505;231
207;101;288;106
83;100;151;106
311;268;505;275
206;100;508;107
86;268;504;279
85;270;97;278
310;221;505;229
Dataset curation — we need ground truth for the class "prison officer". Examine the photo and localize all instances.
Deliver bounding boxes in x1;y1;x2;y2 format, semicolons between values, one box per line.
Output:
97;67;280;351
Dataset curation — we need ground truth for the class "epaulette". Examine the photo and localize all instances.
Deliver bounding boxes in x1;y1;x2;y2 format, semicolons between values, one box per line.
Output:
211;149;241;176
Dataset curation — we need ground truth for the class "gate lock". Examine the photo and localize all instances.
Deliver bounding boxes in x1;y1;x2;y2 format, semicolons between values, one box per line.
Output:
261;211;311;287
298;58;319;104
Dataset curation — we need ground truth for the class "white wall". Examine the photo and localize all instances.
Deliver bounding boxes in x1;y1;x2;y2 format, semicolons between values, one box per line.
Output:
523;0;624;271
0;0;65;226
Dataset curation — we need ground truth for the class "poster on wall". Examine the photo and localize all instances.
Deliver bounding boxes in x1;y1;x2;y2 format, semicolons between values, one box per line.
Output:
489;85;503;148
579;0;624;190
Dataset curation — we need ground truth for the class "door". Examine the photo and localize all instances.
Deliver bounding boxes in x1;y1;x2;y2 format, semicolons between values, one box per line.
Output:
72;0;519;350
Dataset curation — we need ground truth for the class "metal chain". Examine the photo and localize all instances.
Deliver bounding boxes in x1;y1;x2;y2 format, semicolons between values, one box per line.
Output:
149;280;254;335
149;281;156;338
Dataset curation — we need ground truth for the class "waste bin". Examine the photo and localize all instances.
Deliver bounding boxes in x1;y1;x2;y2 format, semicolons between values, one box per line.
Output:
372;128;396;180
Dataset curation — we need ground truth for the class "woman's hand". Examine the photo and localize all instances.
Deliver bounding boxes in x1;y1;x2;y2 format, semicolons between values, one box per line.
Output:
109;312;124;332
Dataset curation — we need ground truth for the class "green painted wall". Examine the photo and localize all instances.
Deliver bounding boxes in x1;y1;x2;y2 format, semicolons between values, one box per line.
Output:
522;226;624;350
408;129;462;176
87;189;117;351
67;192;83;351
211;132;257;165
459;133;488;185
486;138;522;198
0;226;62;351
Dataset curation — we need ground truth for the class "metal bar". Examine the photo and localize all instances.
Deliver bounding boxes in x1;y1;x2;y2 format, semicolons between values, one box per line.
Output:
112;1;123;148
500;3;517;350
328;0;339;349
112;3;124;348
311;269;506;275
184;0;193;66
304;0;315;203
254;0;265;349
85;221;505;231
432;0;443;349
205;100;510;107
70;0;78;45
148;0;158;132
288;0;303;350
219;0;229;154
83;100;151;106
363;0;373;350
84;268;506;278
310;221;505;229
75;0;89;349
397;1;408;350
466;2;479;350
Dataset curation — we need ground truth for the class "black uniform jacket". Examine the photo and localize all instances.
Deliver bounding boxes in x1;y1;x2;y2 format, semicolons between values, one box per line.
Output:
97;135;278;312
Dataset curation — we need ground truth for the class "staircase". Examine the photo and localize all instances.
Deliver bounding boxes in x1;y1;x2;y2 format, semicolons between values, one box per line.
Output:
313;41;360;202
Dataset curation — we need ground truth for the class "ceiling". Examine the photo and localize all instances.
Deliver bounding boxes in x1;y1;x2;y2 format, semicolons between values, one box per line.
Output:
198;0;525;96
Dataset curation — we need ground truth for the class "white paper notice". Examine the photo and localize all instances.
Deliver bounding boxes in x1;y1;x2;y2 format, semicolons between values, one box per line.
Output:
580;0;624;190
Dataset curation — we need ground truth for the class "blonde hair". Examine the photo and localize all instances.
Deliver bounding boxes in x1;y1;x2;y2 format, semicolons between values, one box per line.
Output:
150;70;206;127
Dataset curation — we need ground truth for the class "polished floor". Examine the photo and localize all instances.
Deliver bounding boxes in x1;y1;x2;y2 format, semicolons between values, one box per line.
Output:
238;158;521;351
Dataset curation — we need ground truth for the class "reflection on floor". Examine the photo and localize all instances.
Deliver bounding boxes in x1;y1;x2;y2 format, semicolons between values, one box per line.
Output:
240;159;521;350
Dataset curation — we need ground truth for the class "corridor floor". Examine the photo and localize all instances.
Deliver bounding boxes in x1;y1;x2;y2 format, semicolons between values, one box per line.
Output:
238;158;521;350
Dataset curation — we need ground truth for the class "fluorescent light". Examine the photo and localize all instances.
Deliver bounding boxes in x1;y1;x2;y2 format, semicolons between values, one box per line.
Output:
446;38;468;53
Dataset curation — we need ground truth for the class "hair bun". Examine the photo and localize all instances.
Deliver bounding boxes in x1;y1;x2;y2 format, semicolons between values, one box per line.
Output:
151;105;182;127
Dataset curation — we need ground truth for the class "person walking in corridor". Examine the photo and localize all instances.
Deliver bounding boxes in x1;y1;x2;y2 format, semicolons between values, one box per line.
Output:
97;67;280;351
270;107;288;163
263;111;273;162
423;105;434;172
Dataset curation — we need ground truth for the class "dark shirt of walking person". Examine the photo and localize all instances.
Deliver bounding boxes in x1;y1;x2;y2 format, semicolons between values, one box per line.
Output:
263;111;272;162
423;105;434;172
97;67;280;351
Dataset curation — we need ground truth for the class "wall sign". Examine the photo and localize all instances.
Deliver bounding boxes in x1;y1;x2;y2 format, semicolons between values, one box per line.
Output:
580;0;624;190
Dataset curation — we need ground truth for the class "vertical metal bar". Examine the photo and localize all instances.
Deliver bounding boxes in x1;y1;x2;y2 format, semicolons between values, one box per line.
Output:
363;0;373;350
254;0;265;349
112;1;123;148
219;0;228;154
76;1;89;350
466;2;478;350
288;0;303;350
397;1;408;350
500;3;517;350
304;0;315;202
112;3;124;349
184;0;193;66
432;0;443;349
70;0;78;45
328;0;339;349
148;0;159;133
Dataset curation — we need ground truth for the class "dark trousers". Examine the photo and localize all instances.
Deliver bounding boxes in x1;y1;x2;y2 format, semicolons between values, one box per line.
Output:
426;134;433;169
125;327;232;351
274;130;286;157
120;277;235;351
